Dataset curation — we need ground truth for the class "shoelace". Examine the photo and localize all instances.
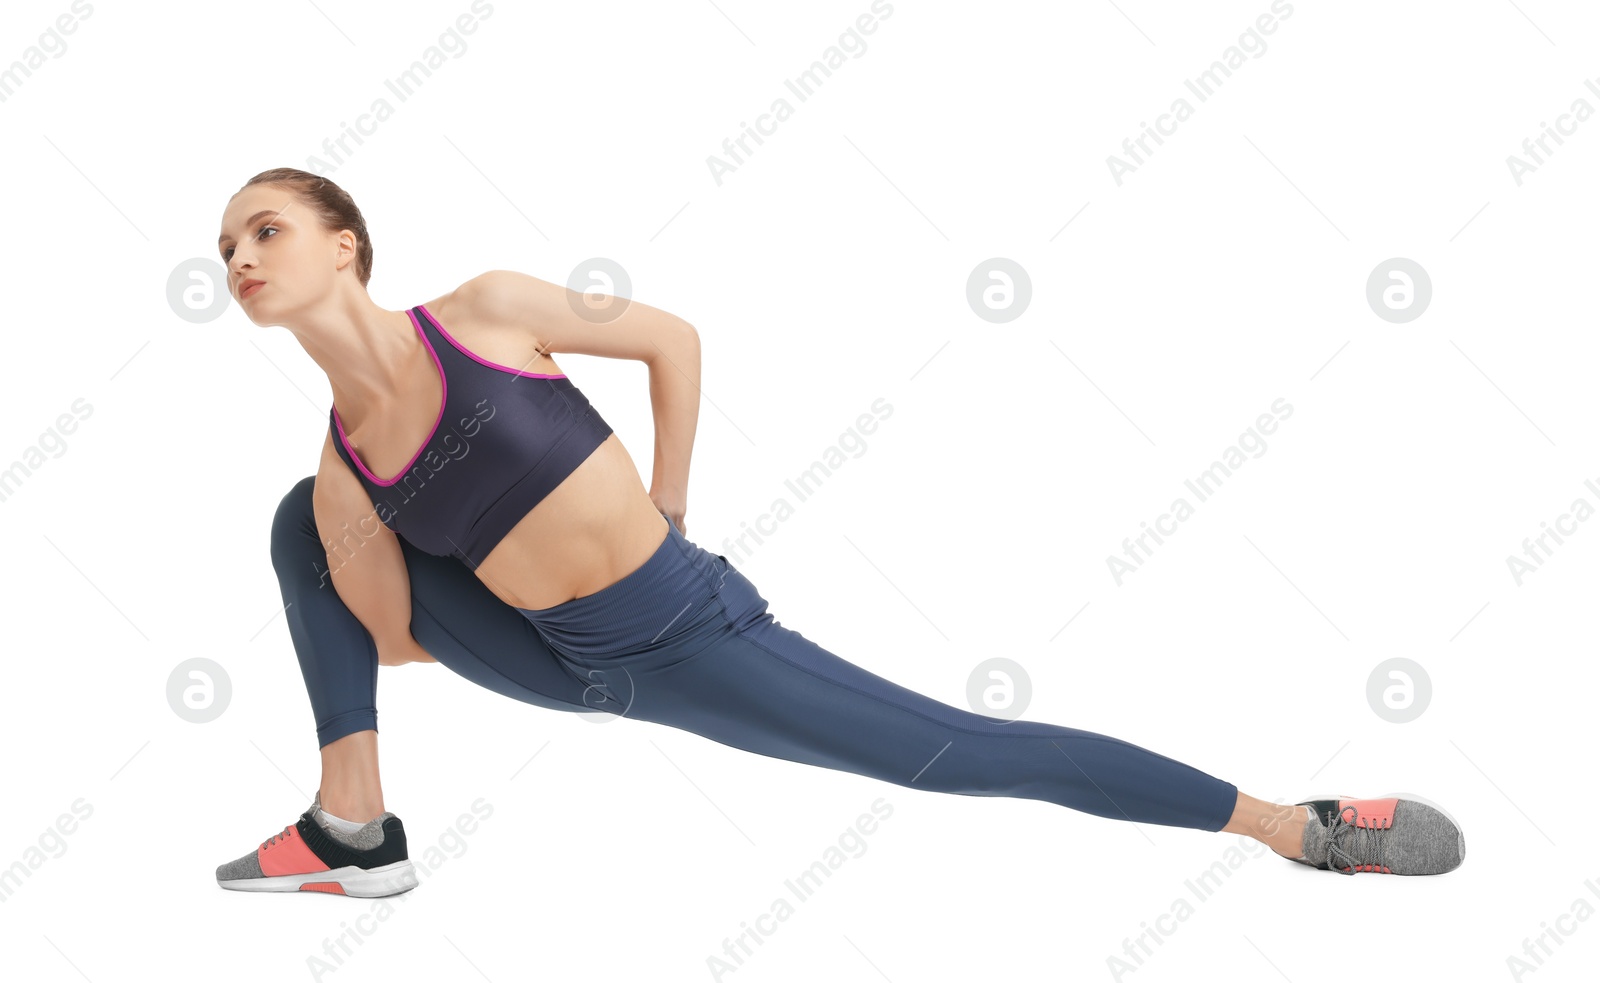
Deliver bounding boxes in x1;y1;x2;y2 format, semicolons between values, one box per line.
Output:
1325;804;1391;874
261;824;296;851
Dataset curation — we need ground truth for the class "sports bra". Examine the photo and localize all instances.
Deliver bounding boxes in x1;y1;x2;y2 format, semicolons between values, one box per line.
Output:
328;303;614;567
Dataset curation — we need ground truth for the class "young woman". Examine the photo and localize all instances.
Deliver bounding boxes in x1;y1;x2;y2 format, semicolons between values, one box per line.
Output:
213;168;1464;897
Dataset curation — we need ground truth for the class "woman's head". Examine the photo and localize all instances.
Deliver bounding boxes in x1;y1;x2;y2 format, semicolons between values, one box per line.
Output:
217;168;374;318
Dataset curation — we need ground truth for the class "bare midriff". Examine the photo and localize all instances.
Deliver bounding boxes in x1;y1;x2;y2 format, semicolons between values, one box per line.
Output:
333;288;671;612
472;433;670;611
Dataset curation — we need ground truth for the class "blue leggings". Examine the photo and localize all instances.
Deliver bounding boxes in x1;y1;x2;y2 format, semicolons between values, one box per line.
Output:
270;475;1240;831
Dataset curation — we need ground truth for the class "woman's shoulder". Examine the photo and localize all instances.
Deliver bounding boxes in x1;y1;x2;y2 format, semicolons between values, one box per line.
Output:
415;279;470;324
416;271;514;325
414;274;561;373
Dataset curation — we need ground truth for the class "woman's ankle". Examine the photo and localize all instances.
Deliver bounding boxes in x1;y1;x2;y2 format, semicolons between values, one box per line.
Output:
1222;792;1307;858
1261;803;1309;859
317;730;385;823
318;788;386;824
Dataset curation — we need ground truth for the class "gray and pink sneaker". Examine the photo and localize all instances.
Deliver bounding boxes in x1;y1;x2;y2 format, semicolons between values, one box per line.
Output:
215;793;417;897
1290;793;1465;875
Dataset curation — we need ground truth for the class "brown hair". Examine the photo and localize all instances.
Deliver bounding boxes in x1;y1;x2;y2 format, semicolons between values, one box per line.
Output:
234;168;374;287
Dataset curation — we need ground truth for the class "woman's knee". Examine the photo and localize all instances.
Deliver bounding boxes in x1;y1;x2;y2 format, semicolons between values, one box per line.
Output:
270;474;320;571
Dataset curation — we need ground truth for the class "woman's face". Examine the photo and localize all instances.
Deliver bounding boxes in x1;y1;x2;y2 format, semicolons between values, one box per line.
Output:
217;185;347;323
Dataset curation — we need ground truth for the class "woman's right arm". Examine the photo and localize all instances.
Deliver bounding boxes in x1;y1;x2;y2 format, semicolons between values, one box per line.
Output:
314;430;436;665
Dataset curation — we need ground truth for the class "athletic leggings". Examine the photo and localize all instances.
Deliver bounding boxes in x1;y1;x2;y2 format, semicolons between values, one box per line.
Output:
270;475;1240;831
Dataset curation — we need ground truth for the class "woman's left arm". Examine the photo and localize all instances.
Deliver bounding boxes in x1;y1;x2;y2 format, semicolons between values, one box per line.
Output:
645;323;700;533
465;269;701;532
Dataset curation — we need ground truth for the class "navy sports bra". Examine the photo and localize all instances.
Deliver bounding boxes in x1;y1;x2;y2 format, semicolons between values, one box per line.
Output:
328;303;613;567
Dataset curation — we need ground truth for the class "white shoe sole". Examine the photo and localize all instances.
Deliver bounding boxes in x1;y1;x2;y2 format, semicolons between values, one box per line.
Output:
1300;790;1465;873
218;858;418;897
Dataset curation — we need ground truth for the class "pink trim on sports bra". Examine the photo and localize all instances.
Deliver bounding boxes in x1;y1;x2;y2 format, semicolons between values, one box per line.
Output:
415;303;567;379
331;308;449;487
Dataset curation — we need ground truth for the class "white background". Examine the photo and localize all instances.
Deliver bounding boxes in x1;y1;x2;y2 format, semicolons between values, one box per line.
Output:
0;0;1595;980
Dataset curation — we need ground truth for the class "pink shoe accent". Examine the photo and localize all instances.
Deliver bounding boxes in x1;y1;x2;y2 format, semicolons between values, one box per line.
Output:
257;825;331;877
1337;797;1399;828
300;881;348;894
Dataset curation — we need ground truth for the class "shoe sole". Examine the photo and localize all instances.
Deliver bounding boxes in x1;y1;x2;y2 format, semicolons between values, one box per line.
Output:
1301;790;1466;874
218;858;418;897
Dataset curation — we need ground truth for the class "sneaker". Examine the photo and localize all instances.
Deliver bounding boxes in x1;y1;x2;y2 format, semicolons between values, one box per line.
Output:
216;793;418;897
1289;791;1465;875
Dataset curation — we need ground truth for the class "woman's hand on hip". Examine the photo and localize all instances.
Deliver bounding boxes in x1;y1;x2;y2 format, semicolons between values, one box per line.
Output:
650;487;688;536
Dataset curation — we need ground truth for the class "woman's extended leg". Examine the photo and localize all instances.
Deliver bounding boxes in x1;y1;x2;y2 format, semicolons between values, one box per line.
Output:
517;522;1244;834
268;475;607;820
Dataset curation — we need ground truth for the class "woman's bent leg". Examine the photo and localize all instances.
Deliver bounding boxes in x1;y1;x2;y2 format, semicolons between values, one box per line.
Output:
269;475;606;752
271;476;379;748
